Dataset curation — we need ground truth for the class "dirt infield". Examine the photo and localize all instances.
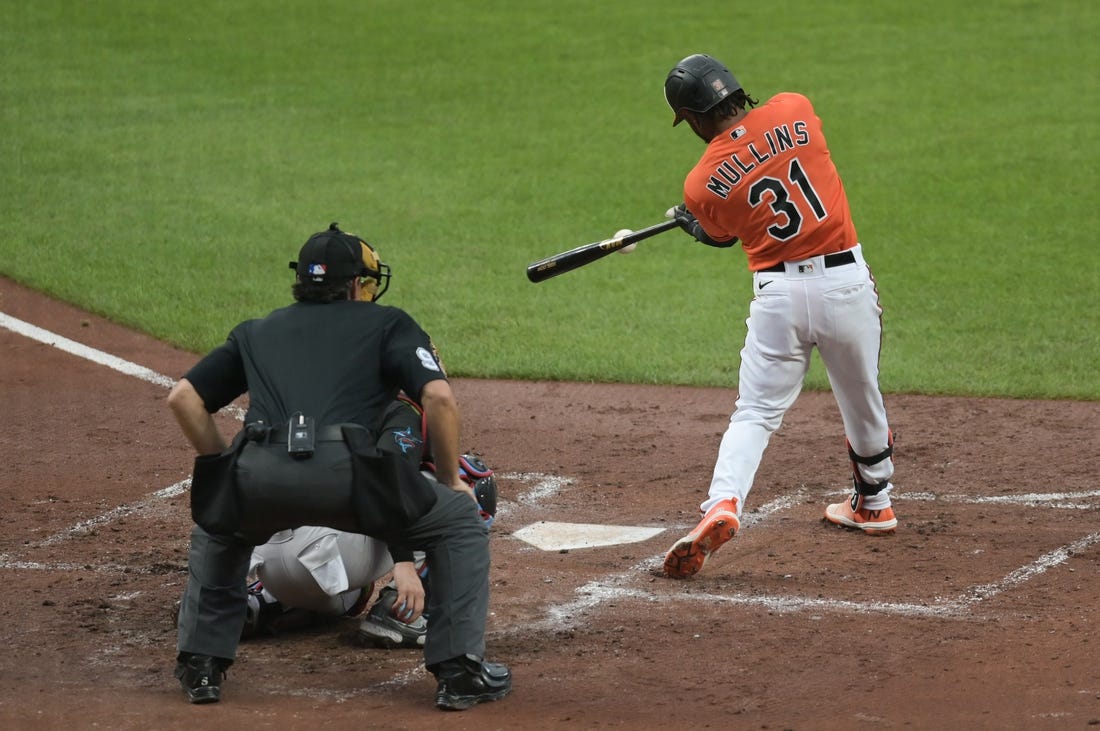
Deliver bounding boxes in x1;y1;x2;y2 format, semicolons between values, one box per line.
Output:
3;274;1099;730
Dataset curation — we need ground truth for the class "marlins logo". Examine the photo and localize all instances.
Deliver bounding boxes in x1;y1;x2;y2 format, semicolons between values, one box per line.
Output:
389;426;422;454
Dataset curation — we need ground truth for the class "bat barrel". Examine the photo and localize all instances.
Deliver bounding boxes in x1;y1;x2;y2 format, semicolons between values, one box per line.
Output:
525;217;680;284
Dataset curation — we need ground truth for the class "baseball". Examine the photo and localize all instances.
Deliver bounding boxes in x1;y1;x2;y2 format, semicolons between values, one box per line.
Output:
614;229;636;254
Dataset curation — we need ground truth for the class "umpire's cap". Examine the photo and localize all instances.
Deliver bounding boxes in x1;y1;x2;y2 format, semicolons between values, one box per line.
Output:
664;54;741;126
291;222;387;291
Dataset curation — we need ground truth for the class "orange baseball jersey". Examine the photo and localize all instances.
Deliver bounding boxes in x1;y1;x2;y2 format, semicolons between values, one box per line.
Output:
683;92;858;271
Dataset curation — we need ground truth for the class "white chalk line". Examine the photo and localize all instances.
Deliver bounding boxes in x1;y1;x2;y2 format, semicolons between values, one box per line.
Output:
6;314;1100;696
680;529;1100;620
498;471;575;508
504;491;835;635
0;479;192;572
1;312;176;389
905;489;1100;509
35;480;189;547
963;531;1100;604
0;311;247;419
502;487;1100;636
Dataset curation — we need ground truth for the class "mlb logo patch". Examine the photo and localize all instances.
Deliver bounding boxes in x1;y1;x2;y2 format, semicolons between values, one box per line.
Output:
308;263;327;276
798;263;815;273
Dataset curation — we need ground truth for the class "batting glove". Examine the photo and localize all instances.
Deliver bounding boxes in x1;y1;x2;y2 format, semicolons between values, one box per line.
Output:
666;203;738;248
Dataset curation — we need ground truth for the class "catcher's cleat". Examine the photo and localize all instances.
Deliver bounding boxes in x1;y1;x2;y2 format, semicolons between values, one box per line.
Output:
824;493;897;534
431;654;512;711
357;587;427;649
175;654;227;704
663;498;740;579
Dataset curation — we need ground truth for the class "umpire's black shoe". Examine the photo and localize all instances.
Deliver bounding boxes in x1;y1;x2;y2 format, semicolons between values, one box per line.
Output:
430;654;511;711
174;654;227;704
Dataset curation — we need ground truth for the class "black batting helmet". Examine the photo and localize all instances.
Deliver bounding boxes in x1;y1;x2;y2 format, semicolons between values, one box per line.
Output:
664;54;742;126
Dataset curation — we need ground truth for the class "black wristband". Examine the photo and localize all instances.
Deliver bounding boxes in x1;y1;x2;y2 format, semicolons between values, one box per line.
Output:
689;221;737;248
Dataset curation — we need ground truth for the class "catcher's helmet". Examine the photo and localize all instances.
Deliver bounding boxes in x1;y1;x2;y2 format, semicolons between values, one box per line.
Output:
664;54;742;127
459;454;498;527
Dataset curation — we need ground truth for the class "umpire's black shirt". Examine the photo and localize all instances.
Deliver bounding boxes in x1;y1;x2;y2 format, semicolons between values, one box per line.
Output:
184;300;445;429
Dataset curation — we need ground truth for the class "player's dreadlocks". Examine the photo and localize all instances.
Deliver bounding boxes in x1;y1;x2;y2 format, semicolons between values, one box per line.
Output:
708;90;759;121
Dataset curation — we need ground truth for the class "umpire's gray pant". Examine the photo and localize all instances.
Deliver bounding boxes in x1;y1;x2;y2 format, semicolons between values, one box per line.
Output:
176;442;490;668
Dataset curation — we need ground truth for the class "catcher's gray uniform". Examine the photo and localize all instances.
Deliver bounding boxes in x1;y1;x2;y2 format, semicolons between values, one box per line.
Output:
250;526;393;616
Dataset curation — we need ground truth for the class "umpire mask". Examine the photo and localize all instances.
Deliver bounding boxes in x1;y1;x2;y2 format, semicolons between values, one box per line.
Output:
357;239;391;302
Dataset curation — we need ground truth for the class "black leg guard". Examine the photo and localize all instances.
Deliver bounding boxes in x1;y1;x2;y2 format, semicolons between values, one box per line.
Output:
847;431;894;496
851;475;890;496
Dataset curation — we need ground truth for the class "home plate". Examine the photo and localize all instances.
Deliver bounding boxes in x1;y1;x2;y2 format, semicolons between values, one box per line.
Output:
511;521;666;551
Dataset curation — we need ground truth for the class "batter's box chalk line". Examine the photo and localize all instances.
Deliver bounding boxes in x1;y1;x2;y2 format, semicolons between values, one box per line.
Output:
903;489;1100;510
494;487;1100;636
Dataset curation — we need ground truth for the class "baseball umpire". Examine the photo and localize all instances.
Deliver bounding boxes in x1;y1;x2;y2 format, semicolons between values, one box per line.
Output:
167;222;510;710
660;54;898;579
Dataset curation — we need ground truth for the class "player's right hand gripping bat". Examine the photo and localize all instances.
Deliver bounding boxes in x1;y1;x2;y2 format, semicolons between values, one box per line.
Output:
525;218;679;283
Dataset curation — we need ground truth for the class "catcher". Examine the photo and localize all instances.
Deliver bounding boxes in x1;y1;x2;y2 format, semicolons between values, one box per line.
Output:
243;434;498;649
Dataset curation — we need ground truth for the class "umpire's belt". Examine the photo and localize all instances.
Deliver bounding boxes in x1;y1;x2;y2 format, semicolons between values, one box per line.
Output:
759;249;855;273
265;425;354;444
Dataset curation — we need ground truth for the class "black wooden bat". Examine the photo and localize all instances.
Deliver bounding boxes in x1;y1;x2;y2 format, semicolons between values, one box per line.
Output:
525;218;680;283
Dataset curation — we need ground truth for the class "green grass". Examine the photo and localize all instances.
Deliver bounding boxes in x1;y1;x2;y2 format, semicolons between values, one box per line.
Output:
1;0;1097;399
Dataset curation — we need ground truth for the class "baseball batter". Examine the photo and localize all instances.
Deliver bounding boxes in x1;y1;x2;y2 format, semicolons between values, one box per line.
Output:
660;54;897;579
